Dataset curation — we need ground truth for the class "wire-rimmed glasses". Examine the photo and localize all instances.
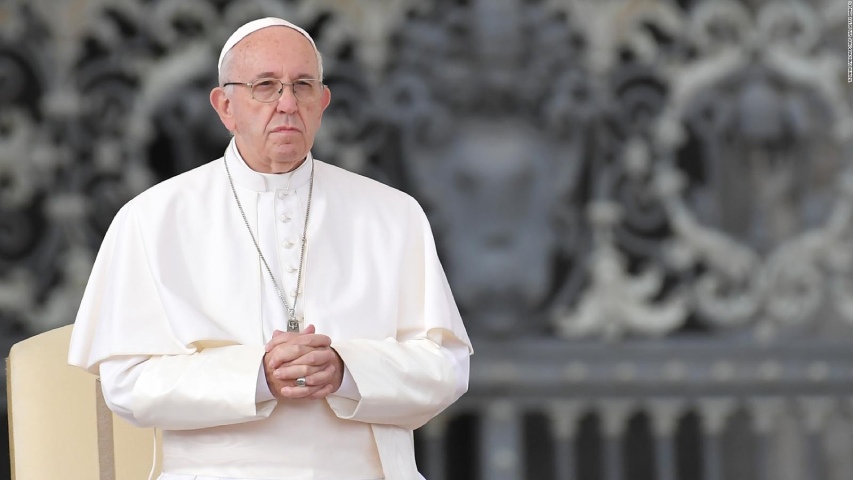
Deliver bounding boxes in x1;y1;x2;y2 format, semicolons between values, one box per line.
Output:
222;78;324;103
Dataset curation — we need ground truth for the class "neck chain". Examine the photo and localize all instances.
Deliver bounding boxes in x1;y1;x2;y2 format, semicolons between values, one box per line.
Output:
224;156;314;332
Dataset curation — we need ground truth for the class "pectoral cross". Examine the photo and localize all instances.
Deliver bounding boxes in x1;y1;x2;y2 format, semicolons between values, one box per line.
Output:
287;308;300;332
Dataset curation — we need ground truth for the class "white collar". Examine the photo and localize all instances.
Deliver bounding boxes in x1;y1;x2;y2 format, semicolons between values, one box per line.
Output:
224;138;314;193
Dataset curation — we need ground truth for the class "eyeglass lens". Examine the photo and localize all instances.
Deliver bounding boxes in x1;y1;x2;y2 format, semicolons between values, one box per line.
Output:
252;79;321;103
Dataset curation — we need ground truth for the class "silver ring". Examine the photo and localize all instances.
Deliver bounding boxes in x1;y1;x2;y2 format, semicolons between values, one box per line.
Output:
295;376;307;387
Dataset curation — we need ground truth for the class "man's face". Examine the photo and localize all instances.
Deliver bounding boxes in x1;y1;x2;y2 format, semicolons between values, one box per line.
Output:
211;27;331;173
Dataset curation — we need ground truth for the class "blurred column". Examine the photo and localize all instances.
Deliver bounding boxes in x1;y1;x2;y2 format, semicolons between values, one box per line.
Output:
600;399;634;480
799;396;835;480
697;398;736;480
548;401;585;480
648;399;685;480
482;400;522;480
748;397;785;480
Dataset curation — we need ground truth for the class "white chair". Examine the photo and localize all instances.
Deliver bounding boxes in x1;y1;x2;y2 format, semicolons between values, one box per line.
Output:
6;324;161;479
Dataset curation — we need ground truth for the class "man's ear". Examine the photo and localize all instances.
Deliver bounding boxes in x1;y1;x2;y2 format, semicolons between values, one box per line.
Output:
320;85;331;113
210;87;236;132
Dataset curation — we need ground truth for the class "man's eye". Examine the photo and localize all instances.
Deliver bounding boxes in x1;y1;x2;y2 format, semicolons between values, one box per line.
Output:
294;80;316;92
254;80;279;92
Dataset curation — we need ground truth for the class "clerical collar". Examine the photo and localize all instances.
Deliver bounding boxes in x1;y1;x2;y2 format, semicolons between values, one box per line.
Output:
224;138;314;193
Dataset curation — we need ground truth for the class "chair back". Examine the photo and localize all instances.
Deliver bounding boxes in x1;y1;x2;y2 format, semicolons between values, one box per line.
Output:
6;324;161;480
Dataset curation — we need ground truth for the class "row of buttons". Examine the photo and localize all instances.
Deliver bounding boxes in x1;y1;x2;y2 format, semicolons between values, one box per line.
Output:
278;194;295;248
277;188;300;299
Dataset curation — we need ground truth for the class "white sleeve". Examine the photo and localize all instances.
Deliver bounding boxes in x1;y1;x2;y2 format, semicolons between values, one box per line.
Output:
323;197;472;430
332;365;361;401
255;360;276;402
97;346;277;430
326;336;469;431
98;355;148;424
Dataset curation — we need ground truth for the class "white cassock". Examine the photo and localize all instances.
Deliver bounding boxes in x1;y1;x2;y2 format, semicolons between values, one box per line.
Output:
68;140;473;480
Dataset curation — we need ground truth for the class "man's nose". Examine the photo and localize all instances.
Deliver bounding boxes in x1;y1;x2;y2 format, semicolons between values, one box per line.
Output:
276;85;299;113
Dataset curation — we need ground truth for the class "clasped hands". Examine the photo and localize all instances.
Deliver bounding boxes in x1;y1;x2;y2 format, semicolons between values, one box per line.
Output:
264;324;344;400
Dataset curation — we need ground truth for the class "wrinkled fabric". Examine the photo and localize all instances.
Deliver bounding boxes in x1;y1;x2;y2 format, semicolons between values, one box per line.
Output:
69;142;472;480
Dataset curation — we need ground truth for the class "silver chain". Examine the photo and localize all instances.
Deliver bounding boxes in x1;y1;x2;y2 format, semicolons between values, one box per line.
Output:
224;156;314;332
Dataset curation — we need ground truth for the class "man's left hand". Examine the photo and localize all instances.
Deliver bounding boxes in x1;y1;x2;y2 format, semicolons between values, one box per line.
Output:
265;326;345;399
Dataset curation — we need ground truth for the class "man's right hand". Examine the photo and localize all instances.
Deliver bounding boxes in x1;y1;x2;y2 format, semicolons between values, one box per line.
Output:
263;325;342;400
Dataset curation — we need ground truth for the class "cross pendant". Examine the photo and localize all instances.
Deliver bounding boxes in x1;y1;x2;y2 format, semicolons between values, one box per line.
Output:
287;319;300;332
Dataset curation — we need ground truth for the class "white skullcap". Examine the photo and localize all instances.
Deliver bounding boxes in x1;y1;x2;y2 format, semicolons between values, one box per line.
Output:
217;17;318;75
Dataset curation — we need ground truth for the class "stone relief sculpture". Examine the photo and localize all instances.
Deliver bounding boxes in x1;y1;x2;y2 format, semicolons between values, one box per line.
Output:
550;0;853;341
379;0;590;337
653;0;853;338
1;0;850;340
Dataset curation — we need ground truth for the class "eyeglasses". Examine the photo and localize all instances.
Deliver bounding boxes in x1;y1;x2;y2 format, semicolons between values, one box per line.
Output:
222;78;324;103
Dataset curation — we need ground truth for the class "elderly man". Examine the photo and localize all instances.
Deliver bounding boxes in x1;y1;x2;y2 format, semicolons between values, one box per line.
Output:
68;17;472;480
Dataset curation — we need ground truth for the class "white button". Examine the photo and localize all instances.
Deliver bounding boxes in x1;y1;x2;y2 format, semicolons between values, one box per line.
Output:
284;240;295;249
286;265;297;273
277;191;286;199
280;214;291;223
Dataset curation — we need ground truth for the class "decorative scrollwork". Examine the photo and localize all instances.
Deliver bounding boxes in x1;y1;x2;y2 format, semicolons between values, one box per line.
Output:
1;0;851;343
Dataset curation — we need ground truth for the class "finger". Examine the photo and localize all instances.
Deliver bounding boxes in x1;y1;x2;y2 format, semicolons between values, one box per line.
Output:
279;367;332;390
265;331;301;352
274;362;336;389
266;330;329;352
274;335;332;354
279;347;336;368
264;325;320;351
266;344;317;369
305;363;337;386
308;383;335;399
298;333;332;348
266;341;337;370
273;363;325;380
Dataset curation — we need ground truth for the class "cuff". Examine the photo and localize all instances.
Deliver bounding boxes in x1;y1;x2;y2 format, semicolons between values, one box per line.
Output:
333;365;361;401
255;360;276;402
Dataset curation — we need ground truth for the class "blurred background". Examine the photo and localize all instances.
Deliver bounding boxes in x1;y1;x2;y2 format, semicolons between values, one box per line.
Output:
1;0;852;478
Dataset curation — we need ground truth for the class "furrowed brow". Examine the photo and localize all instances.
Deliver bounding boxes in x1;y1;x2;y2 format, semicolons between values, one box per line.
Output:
249;72;319;81
251;72;279;81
